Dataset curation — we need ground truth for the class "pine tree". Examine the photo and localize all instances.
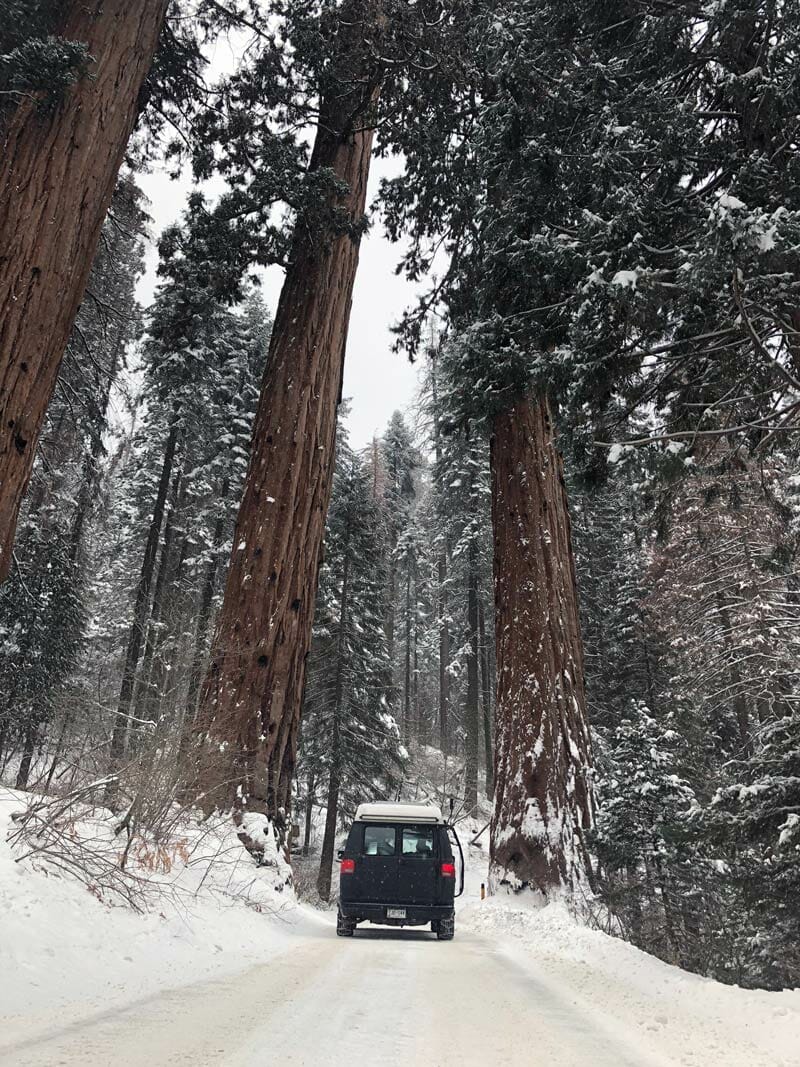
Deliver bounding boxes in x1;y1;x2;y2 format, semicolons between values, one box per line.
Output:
103;224;270;803
592;702;698;971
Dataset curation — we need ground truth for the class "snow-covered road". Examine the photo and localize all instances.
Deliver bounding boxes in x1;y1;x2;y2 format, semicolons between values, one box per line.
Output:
3;924;669;1067
3;793;798;1067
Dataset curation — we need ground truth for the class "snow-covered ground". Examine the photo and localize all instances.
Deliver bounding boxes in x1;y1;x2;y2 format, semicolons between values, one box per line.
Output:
0;788;325;1048
1;788;798;1066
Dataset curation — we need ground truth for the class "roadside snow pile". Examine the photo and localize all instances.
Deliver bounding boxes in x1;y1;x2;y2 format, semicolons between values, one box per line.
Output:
459;896;800;1067
0;788;326;1045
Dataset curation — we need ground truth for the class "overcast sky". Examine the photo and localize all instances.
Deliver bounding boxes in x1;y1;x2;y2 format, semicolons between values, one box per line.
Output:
136;154;424;451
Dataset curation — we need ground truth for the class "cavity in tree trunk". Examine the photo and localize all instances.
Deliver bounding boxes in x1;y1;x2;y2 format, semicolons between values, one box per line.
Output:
489;394;595;896
191;26;381;851
464;539;480;813
106;418;180;805
0;0;169;581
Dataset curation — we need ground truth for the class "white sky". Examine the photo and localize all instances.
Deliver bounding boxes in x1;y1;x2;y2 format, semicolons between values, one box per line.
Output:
136;154;423;450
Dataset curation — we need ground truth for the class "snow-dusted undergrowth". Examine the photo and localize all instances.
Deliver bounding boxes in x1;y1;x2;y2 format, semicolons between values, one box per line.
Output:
0;787;323;1044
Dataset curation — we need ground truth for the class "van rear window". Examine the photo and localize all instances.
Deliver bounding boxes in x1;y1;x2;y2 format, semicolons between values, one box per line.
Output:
363;825;396;856
401;826;435;856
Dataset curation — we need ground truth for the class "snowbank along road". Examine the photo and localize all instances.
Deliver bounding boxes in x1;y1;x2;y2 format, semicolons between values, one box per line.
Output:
2;795;798;1067
2;913;798;1067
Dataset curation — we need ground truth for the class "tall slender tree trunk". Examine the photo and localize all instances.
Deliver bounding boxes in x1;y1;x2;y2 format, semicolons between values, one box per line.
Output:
132;471;181;729
489;394;594;896
106;418;180;804
0;0;169;581
403;558;413;740
478;597;493;796
15;722;38;790
191;24;382;852
178;477;230;763
142;530;189;727
303;774;315;856
429;351;451;754
437;550;451;754
43;713;72;793
464;539;480;813
318;765;341;902
413;563;420;741
317;533;351;901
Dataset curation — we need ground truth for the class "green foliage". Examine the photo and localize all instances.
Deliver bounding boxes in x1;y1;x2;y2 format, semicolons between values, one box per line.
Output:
0;3;89;106
0;519;85;748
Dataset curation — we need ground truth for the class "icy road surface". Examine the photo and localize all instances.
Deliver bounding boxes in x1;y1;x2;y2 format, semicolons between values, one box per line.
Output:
0;921;774;1067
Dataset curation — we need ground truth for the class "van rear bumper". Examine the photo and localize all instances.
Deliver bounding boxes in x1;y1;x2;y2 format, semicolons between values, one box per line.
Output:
339;901;454;926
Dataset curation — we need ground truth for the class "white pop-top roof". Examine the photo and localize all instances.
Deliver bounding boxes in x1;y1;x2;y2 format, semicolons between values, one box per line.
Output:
355;802;446;825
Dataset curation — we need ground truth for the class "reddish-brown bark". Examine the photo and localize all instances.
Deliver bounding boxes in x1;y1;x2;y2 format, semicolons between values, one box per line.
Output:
191;48;381;853
0;0;168;581
489;394;595;896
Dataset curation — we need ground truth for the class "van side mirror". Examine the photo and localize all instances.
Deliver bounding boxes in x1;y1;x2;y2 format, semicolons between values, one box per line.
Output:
337;848;345;860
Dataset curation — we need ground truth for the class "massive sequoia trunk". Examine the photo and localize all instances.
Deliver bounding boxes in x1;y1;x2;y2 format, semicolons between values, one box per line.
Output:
191;21;381;852
489;394;594;897
0;0;169;582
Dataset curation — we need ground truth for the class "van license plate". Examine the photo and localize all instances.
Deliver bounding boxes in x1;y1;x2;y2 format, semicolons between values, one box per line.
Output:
386;908;406;919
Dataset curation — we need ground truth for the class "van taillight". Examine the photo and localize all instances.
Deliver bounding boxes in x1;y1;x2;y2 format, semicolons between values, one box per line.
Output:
341;858;355;874
441;862;456;878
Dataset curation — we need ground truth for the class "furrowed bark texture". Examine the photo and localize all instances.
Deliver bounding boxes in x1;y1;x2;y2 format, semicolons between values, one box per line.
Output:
0;0;169;581
489;395;594;896
192;55;380;850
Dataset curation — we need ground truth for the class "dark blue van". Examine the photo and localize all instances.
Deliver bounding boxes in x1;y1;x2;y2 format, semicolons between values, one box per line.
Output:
336;802;464;940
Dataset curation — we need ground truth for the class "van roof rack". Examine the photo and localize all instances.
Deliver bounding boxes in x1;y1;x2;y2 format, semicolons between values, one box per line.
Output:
355;802;446;824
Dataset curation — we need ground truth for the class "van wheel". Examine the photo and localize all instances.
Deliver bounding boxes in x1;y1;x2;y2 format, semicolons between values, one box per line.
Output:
336;911;355;937
436;915;455;941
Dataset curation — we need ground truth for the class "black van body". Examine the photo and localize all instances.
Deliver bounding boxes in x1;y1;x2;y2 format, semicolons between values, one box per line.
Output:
337;804;463;940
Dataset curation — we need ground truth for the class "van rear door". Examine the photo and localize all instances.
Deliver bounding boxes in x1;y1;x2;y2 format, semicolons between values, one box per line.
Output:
395;824;438;905
347;823;398;903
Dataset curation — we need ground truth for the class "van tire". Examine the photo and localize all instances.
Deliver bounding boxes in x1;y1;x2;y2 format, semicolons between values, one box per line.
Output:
436;915;455;941
336;911;355;937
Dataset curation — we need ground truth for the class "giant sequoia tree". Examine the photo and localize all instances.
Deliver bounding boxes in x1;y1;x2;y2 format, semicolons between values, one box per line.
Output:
0;0;170;581
191;1;387;849
187;0;471;851
379;3;600;894
380;0;800;898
